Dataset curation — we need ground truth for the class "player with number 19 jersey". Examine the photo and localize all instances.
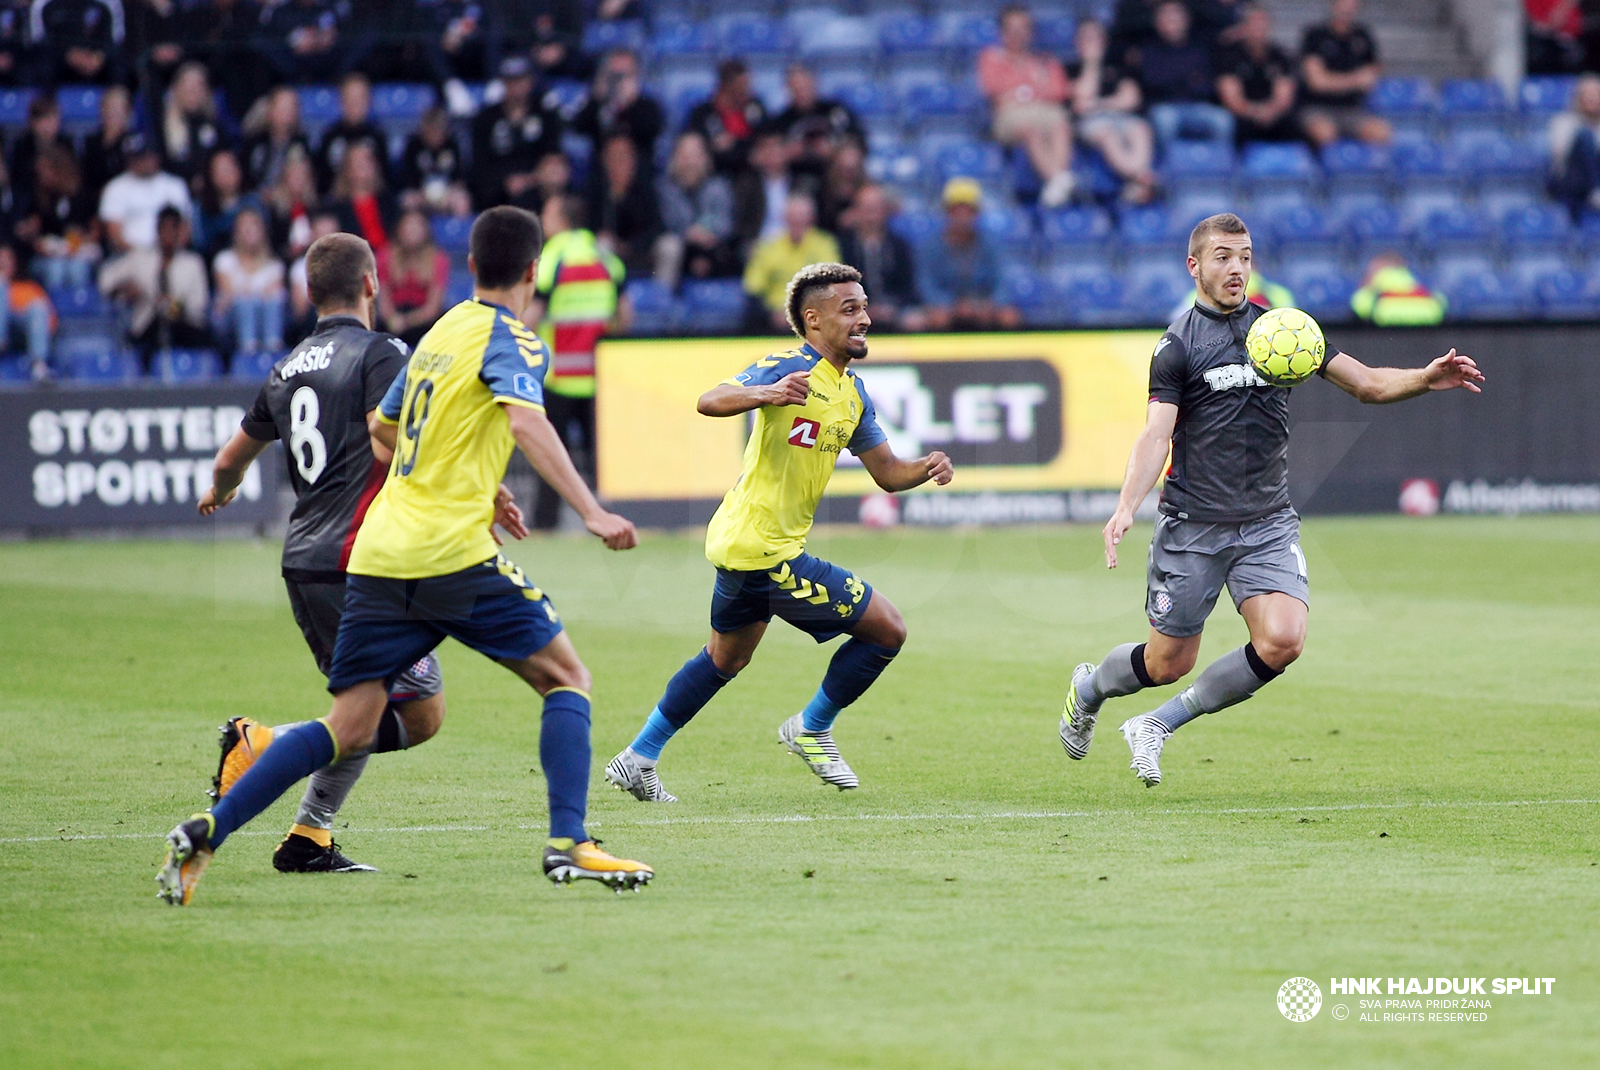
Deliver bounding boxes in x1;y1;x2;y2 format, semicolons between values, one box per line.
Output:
242;315;410;575
348;298;548;579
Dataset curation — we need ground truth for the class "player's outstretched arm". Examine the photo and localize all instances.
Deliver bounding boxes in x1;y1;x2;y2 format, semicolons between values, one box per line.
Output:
198;428;271;515
697;370;810;416
1102;401;1178;569
856;442;953;493
504;403;637;550
1322;349;1485;404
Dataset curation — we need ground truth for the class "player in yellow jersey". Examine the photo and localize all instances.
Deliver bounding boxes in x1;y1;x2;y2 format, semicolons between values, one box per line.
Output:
605;263;954;802
157;207;653;905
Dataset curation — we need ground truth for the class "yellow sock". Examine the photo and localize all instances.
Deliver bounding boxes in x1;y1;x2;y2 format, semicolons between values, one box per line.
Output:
290;823;333;847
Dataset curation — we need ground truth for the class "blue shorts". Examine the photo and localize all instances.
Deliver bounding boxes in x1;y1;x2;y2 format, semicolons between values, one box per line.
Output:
711;552;873;643
327;555;565;693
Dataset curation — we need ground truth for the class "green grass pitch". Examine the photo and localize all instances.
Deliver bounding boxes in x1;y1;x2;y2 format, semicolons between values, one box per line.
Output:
2;517;1596;1069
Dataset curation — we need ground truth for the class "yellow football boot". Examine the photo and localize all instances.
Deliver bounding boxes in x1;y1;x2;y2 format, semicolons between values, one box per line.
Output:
155;814;215;906
542;839;654;892
209;717;274;799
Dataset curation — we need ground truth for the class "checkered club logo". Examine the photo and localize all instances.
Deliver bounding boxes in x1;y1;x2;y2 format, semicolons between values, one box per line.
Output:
1277;977;1322;1022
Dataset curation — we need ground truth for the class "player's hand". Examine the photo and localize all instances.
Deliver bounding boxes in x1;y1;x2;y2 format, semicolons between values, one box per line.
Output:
585;509;638;551
763;370;811;407
923;451;954;486
1424;349;1485;393
491;482;528;545
1102;507;1134;569
197;485;235;516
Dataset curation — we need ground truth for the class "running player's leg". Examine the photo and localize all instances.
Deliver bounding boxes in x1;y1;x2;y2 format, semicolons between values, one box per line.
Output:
795;590;905;736
609;566;775;801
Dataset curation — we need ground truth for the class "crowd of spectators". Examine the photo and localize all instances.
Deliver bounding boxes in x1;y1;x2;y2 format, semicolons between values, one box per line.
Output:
981;0;1391;204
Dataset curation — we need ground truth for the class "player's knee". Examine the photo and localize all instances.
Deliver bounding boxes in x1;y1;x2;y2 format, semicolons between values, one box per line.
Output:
399;695;444;745
710;648;751;675
859;599;906;649
551;663;594;695
1144;647;1196;685
1254;629;1304;670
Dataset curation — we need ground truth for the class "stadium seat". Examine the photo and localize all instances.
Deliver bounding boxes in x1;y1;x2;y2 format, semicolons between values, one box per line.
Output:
876;14;939;58
1050;264;1130;326
1438;79;1506;120
542;79;589;120
1346;203;1409;256
0;87;35;131
890;209;942;245
1534;268;1597;317
55;85;103;136
60;340;139;383
625;279;676;335
704;0;779;15
935;12;999;54
1500;204;1572;250
651;19;719;56
678;279;746;334
1520;75;1578;115
1118;205;1183;251
866;148;925;188
718;16;793;58
1420;207;1489;251
1123;259;1191;318
297;86;341;136
1449;129;1543;182
1392;138;1462;191
1038;205;1113;246
582;19;647;54
1369;77;1437;118
1240;142;1319;191
978;205;1035;244
445;273;473;306
1168;190;1232;228
48;286;107;318
1161;139;1234;178
792;14;877;58
431;215;473;253
1033;13;1076;50
229;349;279;382
155;349;222;384
372;83;436;128
1431;257;1518;320
0;354;33;383
1506;253;1574;310
1281;262;1356;322
1321;140;1390;194
1264;204;1340;256
930;140;1005;183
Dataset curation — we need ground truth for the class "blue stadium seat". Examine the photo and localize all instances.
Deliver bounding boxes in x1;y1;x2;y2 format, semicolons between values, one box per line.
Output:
704;0;778;14
876;14;939;56
432;215;473;253
625;279;676;335
1161;139;1235;177
1521;76;1577;115
1480;189;1538;219
1039;205;1113;245
1033;13;1077;50
0;87;35;130
792;13;876;57
0;355;33;383
229;349;279;382
1346;203;1408;253
823;78;890;120
978;205;1035;244
582;19;647;53
156;349;222;384
1001;262;1063;326
1392;138;1460;189
1449;129;1542;181
542;79;588;120
1240;143;1319;190
664;73;716;126
678;279;746;334
1397;188;1459;231
1264;204;1340;255
1321;139;1390;194
1051;265;1130;326
1168;190;1232;228
1123;259;1191;318
651;19;719;56
866;148;925;188
60;341;139;383
372;84;438;130
1506;253;1574;309
1369;77;1437;118
1432;257;1518;320
298;86;341;135
49;286;107;317
1534;268;1597;317
718;16;793;57
445;273;473;306
936;12;999;53
1118;205;1182;250
930;140;1005;182
1500;203;1572;250
55;85;103;135
891;209;942;245
1438;79;1506;120
1281;262;1356;322
1420;207;1489;250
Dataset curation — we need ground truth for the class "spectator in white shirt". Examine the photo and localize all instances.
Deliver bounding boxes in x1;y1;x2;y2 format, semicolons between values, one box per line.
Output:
211;206;286;355
98;133;193;253
99;205;212;368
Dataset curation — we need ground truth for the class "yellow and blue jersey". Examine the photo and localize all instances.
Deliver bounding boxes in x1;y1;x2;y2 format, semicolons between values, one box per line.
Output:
348;297;548;579
704;343;887;572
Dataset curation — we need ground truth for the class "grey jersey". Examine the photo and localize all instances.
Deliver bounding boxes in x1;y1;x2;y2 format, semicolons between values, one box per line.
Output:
1148;301;1328;523
242;316;408;576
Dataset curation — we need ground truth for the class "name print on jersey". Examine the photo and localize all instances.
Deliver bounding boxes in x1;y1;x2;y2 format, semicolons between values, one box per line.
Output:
1203;363;1271;393
279;343;336;380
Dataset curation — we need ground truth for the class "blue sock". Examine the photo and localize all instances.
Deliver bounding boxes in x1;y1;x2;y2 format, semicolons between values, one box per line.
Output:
1149;689;1204;734
803;639;900;733
541;688;592;843
209;720;336;848
629;709;678;761
630;648;735;759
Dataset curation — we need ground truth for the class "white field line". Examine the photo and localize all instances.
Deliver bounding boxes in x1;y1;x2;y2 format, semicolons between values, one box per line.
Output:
2;798;1596;845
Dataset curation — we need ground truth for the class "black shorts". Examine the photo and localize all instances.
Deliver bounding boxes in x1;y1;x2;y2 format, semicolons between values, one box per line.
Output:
284;575;443;702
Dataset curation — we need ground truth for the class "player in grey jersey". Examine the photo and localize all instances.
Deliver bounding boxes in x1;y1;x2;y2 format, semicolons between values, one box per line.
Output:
1060;213;1485;786
197;232;528;870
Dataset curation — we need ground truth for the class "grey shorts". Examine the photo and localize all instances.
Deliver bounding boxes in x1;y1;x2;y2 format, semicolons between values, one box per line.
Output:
283;576;443;703
1145;507;1309;639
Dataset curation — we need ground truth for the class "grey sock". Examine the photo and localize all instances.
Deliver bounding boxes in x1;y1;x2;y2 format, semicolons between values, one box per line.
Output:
1149;690;1204;733
1084;643;1147;707
294;752;370;830
1188;645;1279;715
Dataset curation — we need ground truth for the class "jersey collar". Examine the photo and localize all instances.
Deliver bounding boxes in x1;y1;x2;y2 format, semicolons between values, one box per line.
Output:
1192;297;1250;322
313;314;366;333
471;296;515;316
800;342;846;380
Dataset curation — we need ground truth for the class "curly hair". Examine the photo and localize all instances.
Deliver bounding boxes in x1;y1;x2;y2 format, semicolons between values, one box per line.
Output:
784;262;864;340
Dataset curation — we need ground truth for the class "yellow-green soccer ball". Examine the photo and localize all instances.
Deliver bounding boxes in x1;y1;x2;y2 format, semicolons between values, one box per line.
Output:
1245;307;1325;386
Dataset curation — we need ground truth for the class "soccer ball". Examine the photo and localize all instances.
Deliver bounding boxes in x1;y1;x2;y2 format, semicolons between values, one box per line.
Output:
1246;307;1326;386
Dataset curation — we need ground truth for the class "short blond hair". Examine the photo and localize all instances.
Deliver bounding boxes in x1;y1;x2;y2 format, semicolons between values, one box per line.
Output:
784;262;863;339
1188;213;1250;259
